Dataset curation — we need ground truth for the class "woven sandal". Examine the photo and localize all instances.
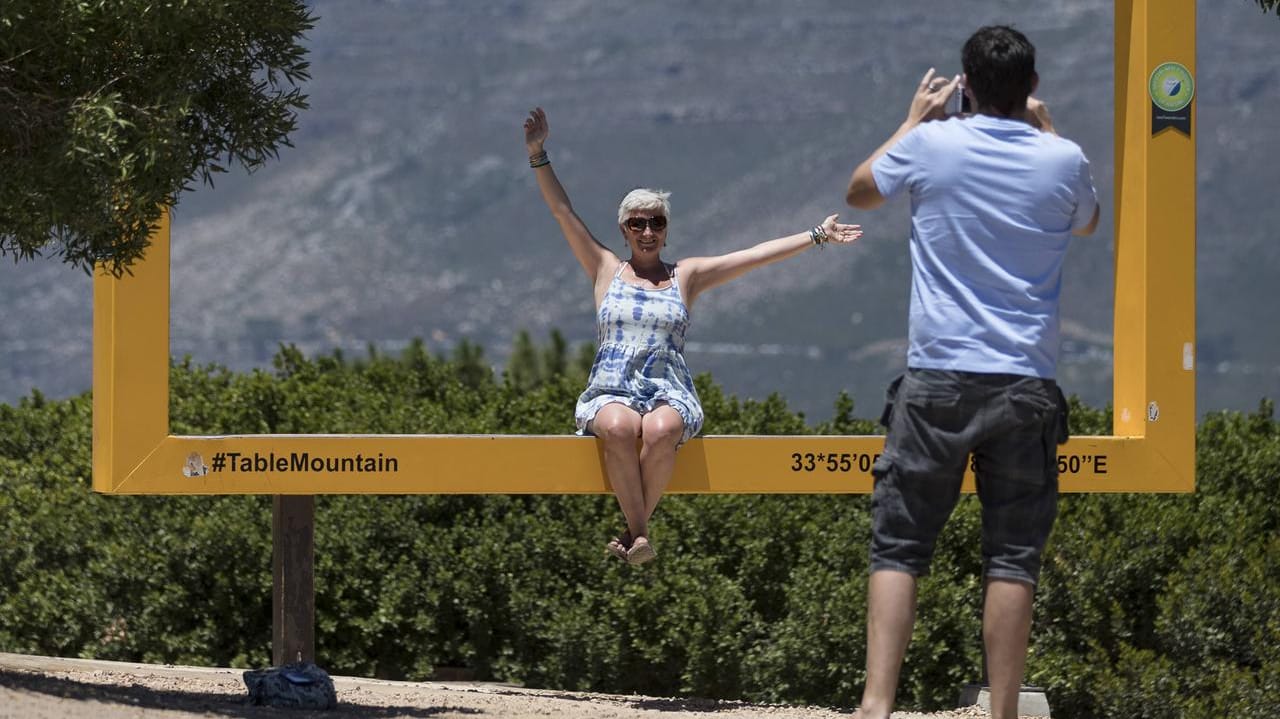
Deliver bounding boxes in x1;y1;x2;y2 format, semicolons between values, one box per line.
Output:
606;537;629;562
626;536;657;565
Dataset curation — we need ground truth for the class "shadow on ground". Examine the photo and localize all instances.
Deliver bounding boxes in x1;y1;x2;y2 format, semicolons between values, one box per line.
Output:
0;668;479;718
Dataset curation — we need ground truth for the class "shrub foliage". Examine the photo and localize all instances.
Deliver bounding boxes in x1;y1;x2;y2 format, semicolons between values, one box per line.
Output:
1;337;1276;718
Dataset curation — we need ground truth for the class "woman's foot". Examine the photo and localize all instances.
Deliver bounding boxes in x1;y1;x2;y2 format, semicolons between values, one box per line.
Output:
606;531;632;562
626;536;657;565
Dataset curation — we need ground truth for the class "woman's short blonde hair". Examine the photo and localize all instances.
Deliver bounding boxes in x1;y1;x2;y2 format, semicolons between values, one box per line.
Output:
617;188;671;226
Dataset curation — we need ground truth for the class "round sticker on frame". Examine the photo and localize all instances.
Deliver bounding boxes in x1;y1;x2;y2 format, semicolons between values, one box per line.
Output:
1149;62;1194;112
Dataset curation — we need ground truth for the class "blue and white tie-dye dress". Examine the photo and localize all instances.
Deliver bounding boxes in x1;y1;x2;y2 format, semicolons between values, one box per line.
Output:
575;261;703;445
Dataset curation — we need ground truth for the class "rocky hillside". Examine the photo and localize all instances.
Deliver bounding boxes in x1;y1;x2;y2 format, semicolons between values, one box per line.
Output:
2;0;1277;420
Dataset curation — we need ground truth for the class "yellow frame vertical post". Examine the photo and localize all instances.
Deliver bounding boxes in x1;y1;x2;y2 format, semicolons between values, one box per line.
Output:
93;211;171;493
1113;0;1196;488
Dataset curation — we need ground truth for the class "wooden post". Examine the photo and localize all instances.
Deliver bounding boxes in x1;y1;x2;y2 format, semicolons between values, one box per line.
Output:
272;495;315;666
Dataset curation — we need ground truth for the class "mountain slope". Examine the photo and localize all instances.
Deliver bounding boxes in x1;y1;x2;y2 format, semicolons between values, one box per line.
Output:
3;0;1276;421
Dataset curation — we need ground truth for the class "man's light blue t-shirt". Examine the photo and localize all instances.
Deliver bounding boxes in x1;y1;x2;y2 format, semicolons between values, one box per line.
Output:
872;114;1098;379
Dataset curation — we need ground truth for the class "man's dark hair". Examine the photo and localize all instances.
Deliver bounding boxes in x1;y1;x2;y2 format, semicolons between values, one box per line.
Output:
962;25;1036;116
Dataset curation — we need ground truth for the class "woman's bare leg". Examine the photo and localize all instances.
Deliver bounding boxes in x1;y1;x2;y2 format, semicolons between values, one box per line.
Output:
638;405;684;523
590;403;646;540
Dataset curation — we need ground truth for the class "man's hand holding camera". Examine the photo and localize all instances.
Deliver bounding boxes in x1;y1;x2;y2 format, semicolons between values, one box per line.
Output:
904;66;1057;136
1024;96;1056;134
906;68;961;126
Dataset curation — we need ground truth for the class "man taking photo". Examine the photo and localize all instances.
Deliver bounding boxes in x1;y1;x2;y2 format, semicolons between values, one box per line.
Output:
845;24;1100;719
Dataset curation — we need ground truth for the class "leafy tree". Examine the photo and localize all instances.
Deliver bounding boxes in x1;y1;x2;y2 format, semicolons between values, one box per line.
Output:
451;338;492;390
540;329;569;380
506;330;539;392
506;328;591;392
0;0;314;274
1255;0;1280;16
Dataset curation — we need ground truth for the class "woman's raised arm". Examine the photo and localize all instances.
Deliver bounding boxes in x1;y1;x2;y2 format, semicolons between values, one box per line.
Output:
524;107;616;283
680;214;861;308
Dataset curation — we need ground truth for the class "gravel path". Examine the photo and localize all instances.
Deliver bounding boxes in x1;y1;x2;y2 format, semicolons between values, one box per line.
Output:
0;652;999;719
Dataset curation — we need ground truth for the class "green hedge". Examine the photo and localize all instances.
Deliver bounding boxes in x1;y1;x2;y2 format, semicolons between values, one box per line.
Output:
1;339;1276;718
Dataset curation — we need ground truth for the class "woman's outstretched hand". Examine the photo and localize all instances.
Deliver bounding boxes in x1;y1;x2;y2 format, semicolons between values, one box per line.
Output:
820;214;863;244
524;107;549;153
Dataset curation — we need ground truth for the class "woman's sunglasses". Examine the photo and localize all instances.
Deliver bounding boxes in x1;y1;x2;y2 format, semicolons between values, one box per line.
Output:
624;216;668;233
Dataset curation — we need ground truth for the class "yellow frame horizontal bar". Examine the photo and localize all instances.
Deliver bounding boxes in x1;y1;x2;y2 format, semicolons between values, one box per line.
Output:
104;434;1153;495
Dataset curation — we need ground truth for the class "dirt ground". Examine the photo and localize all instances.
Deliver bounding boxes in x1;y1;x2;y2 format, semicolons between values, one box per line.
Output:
0;652;1001;719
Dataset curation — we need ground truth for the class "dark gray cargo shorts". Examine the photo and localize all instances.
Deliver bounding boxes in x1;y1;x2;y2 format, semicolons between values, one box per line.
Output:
870;368;1068;586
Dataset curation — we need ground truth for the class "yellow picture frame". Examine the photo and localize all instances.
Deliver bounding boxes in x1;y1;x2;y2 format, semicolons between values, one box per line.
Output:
93;0;1195;495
